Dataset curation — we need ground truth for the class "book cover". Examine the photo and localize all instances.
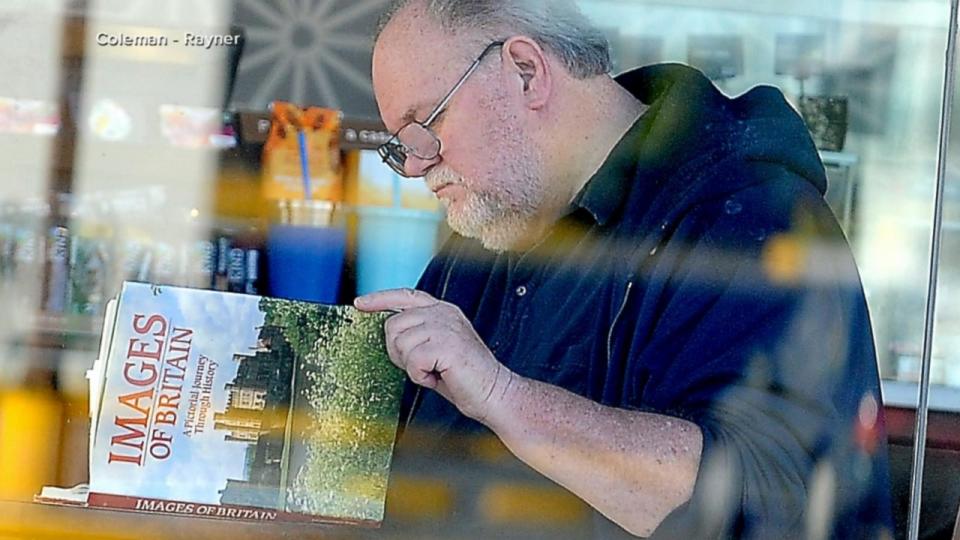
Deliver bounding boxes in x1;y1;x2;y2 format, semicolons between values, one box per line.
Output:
81;282;404;525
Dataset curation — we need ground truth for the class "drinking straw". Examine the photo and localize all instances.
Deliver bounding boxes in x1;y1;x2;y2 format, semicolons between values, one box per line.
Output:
297;128;311;199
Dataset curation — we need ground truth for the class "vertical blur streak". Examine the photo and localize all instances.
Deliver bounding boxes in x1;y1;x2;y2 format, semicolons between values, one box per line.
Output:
0;5;63;377
0;1;65;510
908;1;960;539
805;461;837;540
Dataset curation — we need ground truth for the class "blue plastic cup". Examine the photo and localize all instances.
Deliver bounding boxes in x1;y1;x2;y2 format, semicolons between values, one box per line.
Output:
267;201;346;303
355;206;442;295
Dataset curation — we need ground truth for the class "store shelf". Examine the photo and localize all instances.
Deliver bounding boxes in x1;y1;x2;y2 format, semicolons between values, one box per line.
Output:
235;112;390;150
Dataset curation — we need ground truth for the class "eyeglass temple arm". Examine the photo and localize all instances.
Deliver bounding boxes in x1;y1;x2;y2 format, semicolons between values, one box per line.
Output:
422;41;505;127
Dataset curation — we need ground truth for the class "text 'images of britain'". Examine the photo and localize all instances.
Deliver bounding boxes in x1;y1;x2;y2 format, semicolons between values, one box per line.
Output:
88;282;406;525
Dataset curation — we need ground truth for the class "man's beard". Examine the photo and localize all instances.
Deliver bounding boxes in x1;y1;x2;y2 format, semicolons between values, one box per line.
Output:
425;161;544;252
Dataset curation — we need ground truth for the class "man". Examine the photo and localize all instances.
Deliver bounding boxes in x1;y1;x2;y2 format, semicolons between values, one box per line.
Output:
355;1;892;538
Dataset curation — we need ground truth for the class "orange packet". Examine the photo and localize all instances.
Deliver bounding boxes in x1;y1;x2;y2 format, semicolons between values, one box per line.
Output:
261;102;342;201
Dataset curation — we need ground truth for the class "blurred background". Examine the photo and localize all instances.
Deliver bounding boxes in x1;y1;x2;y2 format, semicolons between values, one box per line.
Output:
1;0;960;538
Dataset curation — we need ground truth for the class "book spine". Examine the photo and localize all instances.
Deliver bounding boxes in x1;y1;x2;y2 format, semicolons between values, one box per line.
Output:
0;223;14;280
214;236;230;290
152;242;177;286
118;238;148;283
88;492;282;521
44;225;70;313
190;239;214;289
244;248;259;294
227;247;245;293
13;222;41;290
85;493;376;526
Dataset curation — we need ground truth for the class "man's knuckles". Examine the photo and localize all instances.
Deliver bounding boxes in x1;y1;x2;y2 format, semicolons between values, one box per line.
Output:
392;330;426;353
408;364;434;385
384;314;406;336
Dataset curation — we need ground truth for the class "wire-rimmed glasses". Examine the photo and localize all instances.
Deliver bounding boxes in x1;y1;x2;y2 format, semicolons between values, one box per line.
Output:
378;41;505;177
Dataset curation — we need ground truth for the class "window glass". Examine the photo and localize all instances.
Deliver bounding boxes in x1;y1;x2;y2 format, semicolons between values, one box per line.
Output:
0;1;955;538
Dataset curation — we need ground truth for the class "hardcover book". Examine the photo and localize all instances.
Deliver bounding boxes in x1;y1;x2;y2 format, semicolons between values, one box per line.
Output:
38;281;405;526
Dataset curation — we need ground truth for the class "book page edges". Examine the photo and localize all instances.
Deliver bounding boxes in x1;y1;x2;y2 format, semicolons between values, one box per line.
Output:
86;296;118;465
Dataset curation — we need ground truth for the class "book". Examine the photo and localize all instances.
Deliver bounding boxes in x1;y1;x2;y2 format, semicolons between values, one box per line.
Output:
37;281;405;526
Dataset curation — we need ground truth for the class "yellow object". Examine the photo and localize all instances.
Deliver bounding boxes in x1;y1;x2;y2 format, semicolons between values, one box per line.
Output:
470;433;512;463
762;233;806;284
385;475;455;521
0;389;63;501
215;168;269;221
478;482;589;526
261;102;342;201
342;149;361;206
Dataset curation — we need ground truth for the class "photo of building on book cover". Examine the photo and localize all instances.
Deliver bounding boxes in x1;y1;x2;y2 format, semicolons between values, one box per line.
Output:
89;282;405;524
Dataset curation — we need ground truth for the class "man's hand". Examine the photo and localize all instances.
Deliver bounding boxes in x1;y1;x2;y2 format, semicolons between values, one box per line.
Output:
354;288;513;423
357;287;702;536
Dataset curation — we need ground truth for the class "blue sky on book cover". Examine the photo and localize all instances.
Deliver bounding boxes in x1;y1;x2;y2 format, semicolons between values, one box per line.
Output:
90;283;264;504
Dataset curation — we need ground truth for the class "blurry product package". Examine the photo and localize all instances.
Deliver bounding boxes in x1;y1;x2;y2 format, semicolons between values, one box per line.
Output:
68;225;112;317
11;206;47;295
151;241;179;286
211;227;266;294
13;218;42;273
87;98;135;142
0;218;16;280
159;105;236;149
261;102;342;201
227;246;245;293
114;232;153;287
244;248;260;294
44;225;71;314
0;201;49;316
214;235;231;291
0;96;60;135
194;239;216;289
179;239;213;289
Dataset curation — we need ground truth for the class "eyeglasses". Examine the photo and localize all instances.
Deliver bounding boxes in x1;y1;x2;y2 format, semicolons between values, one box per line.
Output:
378;40;505;177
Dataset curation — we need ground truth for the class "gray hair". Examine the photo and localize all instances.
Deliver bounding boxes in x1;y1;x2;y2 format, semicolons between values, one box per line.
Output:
375;0;612;79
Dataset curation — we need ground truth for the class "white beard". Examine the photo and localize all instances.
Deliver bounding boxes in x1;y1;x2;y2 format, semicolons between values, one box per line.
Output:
425;162;543;252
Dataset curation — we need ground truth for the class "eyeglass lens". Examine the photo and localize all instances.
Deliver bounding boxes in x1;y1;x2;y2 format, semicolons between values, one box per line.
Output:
397;123;440;160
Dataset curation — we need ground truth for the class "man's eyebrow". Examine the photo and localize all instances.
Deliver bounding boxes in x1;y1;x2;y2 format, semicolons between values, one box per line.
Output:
400;101;430;124
400;107;419;124
386;107;419;135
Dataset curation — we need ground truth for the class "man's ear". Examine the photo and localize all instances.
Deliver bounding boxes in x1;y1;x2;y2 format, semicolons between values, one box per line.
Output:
502;36;552;110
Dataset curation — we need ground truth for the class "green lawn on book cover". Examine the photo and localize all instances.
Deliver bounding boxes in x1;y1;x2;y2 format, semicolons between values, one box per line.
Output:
260;297;406;520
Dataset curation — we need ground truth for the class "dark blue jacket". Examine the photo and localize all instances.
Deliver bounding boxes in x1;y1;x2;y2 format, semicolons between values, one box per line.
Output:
411;63;892;539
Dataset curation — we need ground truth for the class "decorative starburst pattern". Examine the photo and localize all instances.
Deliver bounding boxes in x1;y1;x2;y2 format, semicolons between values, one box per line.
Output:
231;0;388;118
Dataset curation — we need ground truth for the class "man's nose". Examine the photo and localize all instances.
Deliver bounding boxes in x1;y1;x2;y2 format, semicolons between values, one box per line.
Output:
403;153;441;178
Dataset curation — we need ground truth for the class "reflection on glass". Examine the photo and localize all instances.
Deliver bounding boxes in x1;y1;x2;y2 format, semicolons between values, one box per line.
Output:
581;0;949;391
0;0;956;539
